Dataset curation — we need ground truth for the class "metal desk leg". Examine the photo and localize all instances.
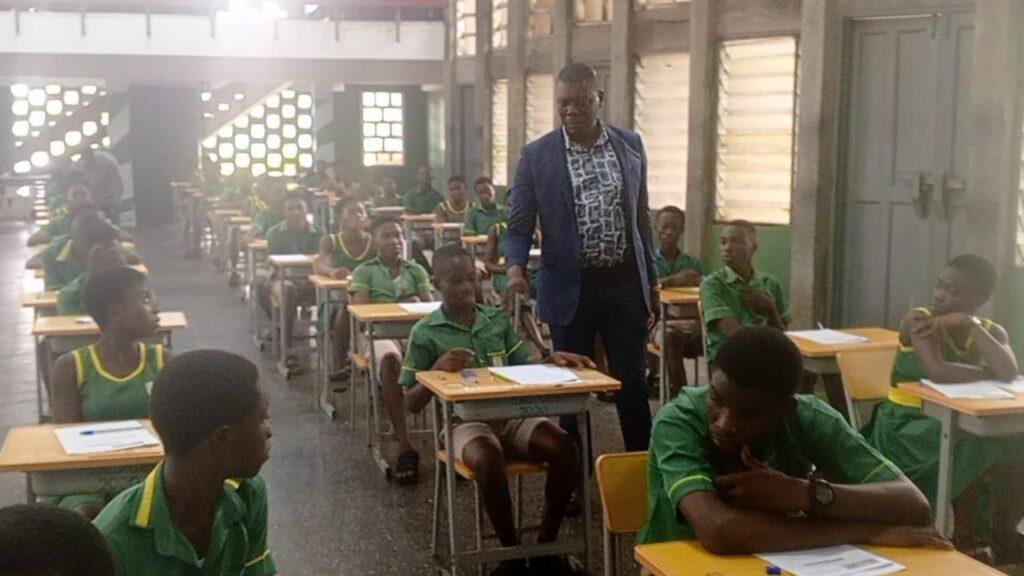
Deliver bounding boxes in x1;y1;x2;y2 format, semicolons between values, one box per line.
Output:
276;274;292;378
658;300;668;407
350;311;359;430
934;406;955;537
404;221;414;259
34;334;44;421
579;407;593;572
367;323;390;477
317;286;336;418
443;400;459;576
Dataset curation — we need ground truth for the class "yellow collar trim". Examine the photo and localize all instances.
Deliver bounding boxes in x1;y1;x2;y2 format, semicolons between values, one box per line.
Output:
89;343;148;383
56;239;73;262
445;200;469;215
134;464;160;527
335;233;372;261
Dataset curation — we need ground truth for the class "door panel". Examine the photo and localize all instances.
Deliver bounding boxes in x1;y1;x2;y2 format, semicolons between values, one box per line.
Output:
842;202;890;327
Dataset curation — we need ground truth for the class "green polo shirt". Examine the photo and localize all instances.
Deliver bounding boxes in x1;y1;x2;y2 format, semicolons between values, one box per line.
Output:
700;266;791;361
94;463;276;576
374;195;404;209
251;210;282;239
463;204;506;236
399;303;530;387
654;248;702;280
402;186;444;215
57;272;89;315
328;233;376;271
637;387;901;545
41;206;70;237
348;257;431;304
41;235;87;290
265;221;322;255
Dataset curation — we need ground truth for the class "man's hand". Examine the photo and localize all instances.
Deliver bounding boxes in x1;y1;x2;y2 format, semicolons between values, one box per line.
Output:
866;526;953;550
740;288;777;315
503;266;530;316
433;348;475;372
714;446;810;514
546;351;597;369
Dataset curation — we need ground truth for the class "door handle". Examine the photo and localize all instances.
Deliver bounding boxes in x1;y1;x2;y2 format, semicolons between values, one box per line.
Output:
939;174;966;221
898;171;932;219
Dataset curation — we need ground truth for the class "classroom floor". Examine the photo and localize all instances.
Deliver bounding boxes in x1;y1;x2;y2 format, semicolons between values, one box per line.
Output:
0;219;662;575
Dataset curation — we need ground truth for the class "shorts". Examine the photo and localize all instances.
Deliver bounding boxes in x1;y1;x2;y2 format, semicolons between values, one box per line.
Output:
447;418;549;461
654;319;702;357
363;339;403;381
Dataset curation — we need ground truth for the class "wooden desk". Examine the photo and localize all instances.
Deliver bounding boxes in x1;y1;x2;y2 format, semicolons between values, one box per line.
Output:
20;290;57;311
897;381;1024;537
309;274;350;418
33;311;187;338
654;287;702;406
36;263;149;279
418;368;620;574
268;255;316;378
432;222;464;249
634;541;1003;576
788;327;900;370
229;215;252;225
0;420;163;502
460;234;489;259
401;213;436;258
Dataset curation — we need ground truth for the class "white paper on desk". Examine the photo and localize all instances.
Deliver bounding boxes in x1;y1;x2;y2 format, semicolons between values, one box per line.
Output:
398;302;442;314
269;254;311;264
920;379;1014;400
786;329;869;345
757;545;904;576
998;376;1024;393
489;365;580;386
54;420;160;455
75;316;95;324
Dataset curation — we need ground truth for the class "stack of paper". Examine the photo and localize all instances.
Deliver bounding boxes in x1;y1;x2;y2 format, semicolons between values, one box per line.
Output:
489;365;580;386
786;329;869;346
757;545;904;576
920;379;1014;400
75;316;96;324
54;420;160;455
398;302;442;314
270;255;311;264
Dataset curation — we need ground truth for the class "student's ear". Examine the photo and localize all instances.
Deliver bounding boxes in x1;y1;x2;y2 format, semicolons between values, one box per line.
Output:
595;89;605;107
205;424;236;454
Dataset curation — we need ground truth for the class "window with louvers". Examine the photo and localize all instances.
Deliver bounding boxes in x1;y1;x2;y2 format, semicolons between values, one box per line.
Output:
634;52;690;210
456;0;476;57
530;0;554;36
492;0;508;49
526;74;555;143
715;36;798;225
575;0;611;22
492;79;509;185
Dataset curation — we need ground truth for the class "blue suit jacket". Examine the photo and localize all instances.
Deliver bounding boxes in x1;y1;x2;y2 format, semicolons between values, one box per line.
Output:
504;125;657;326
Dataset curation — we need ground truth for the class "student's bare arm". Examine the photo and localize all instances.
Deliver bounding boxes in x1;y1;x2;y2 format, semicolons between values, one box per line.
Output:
417;287;435;302
715;317;744;339
678;491;947;555
122;250;143;265
50;354;84;423
969;322;1018;382
351;290;370;305
483;227;504;276
314;236;339;277
908;314;997;383
405;383;433;414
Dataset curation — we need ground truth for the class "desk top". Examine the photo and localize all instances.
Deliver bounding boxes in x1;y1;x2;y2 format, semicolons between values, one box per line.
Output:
416;367;620;402
432;222;464;230
461;235;489;246
897;381;1024;417
0;420;164;473
348;302;435;322
268;254;315;268
213;209;243;217
229;216;252;224
248;239;268;251
787;327;899;358
34;263;148;279
20;290;57;308
401;213;437;223
634;541;1003;576
33;311;187;337
308;274;350;289
659;287;700;305
371;206;405;214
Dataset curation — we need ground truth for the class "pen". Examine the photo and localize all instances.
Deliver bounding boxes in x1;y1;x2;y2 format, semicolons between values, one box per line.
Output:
817;322;825;330
80;426;144;436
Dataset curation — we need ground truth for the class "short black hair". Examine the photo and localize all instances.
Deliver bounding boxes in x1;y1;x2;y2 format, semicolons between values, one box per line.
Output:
715;326;803;397
0;504;115;576
80;221;120;252
658;205;686;224
948;254;997;300
370;214;402;234
432;244;474;277
447;175;466;185
557;62;598;85
68;202;104;224
282;190;309;208
473;176;493;188
725;219;757;240
84;266;147;329
334;194;363;215
150;350;261;456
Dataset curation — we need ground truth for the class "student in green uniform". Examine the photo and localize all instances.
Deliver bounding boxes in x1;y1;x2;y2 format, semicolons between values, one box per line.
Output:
249;184;286;240
49;266;166;519
400;245;593;576
402;164;444;215
94;349;276;576
348;215;433;484
0;504;115;576
463;176;506;236
314;196;376;381
373;176;404;208
56;223;127;315
40;205;140;290
653;206;703;395
863;255;1023;559
29;182;95;247
637;326;944;553
434;175;471;224
699;220;789;363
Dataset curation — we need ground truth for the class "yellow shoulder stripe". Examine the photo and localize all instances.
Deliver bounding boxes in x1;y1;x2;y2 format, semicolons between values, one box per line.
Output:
244;549;272;568
72;349;85;388
134;467;159;527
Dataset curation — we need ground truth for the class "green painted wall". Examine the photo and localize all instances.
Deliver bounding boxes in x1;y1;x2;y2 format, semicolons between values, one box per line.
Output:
702;224;792;299
1007;269;1024;362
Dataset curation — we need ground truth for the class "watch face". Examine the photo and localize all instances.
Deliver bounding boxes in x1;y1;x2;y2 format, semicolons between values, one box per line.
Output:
814;481;835;506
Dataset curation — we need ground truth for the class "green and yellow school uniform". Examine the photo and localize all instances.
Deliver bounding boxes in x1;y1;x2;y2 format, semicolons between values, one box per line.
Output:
654;248;702;280
40;235;87;290
373;194;404;209
348;257;430;304
265;221;322;255
699;266;790;361
57;273;89;315
398;303;529;388
251;209;282;239
463;203;506;236
328;233;376;271
41;205;70;237
863;307;1024;505
94;463;276;576
402;186;444;215
637;387;901;544
436;200;470;223
72;342;164;422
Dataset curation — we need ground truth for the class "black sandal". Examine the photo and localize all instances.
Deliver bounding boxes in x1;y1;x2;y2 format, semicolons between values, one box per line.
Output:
393;449;420;485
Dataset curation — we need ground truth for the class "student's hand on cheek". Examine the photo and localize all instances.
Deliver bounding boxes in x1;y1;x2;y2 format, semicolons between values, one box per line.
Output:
907;315;938;340
866;526;953;550
547;351;596;369
714;445;810;514
740;289;776;314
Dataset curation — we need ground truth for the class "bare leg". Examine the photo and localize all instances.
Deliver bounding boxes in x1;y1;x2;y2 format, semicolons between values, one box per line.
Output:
664;328;689;397
530;421;578;543
331;306;350;374
379;353;412;451
463;437;518;547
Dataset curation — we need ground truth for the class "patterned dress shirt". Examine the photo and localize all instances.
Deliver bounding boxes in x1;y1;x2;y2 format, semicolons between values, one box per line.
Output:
564;124;627;267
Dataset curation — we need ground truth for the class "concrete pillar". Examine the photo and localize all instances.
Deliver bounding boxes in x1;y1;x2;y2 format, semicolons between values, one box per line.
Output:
506;0;529;183
683;0;716;258
550;0;573;128
313;84;335;164
443;0;458;174
106;84;134;227
967;0;1024;320
474;0;494;179
789;0;841;328
608;0;635;128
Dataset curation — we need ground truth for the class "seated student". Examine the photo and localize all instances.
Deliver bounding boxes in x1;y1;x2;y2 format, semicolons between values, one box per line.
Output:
864;255;1023;560
699;220;789;364
39;205;141;290
373;176;404;208
401;245;593;576
94;350;276;576
249;184;286;241
0;504;115;576
463;176;506;236
434;175;471;224
348;215;433;484
314;196;376;381
653;206;703;395
49;266;166;519
56;223;127;315
184;162;222;258
29;182;132;247
402;164;444;215
637;326;945;554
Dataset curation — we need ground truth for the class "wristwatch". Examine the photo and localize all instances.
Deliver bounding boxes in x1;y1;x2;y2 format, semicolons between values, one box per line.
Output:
808;477;835;514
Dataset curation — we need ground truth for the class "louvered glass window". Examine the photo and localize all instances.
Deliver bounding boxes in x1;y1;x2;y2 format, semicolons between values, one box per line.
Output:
715;36;798;224
634;52;690;210
530;0;555;36
492;79;509;185
526;74;555;143
575;0;611;22
493;0;508;48
456;0;476;57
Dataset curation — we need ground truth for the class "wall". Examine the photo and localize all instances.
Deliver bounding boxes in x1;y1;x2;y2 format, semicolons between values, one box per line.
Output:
0;88;11;169
1008;269;1024;362
702;223;792;300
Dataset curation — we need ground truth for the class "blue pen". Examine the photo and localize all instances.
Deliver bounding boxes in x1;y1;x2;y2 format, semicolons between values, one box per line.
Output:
80;426;143;436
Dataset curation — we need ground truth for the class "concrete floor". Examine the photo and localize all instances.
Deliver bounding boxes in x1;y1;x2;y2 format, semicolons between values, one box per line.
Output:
0;219;651;575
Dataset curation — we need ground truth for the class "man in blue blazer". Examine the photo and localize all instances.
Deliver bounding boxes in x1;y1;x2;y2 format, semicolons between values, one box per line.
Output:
505;63;658;452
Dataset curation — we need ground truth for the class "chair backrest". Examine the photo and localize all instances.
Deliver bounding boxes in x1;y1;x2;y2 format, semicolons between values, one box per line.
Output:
836;349;897;429
595;451;649;534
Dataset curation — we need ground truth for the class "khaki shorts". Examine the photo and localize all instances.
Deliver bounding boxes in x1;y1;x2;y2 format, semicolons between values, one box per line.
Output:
447;418;549;461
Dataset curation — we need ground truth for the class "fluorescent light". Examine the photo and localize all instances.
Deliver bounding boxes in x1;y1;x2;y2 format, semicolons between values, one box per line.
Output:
234;93;246;101
28;89;46;106
45;84;61;95
28;111;46;127
12;121;29;137
63;90;80;105
81;85;98;95
45;100;62;115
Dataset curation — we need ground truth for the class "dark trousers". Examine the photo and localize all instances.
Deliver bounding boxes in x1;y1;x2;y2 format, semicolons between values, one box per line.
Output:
549;264;653;452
